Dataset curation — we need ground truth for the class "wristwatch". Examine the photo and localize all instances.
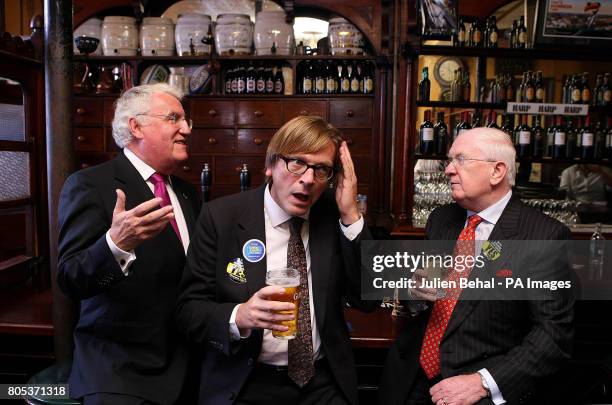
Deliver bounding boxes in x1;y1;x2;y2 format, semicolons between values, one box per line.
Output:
479;372;491;398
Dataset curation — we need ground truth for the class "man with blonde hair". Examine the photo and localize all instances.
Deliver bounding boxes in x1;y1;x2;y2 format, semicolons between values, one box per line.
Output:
58;83;199;404
380;127;574;405
178;115;376;404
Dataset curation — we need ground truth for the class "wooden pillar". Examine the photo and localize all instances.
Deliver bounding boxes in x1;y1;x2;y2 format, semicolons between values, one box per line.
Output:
44;0;77;377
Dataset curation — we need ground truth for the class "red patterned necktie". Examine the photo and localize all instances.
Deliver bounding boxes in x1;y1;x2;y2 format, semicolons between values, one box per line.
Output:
419;214;483;379
149;172;182;243
287;216;315;387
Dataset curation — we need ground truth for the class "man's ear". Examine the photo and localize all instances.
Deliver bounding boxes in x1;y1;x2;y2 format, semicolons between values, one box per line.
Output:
490;161;508;186
128;117;144;140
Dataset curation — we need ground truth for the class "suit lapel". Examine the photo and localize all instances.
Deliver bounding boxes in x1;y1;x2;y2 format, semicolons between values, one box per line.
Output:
308;202;333;329
443;197;522;340
171;177;196;235
237;185;268;299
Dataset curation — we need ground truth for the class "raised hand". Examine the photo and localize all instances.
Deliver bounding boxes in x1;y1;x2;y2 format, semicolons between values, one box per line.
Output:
335;141;361;226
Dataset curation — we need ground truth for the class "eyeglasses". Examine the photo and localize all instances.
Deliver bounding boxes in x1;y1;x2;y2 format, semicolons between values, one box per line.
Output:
136;113;193;130
444;155;497;168
276;154;336;181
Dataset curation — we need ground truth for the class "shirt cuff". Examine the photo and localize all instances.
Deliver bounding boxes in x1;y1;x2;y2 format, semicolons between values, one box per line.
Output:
478;368;506;405
105;231;136;276
229;304;251;341
339;215;364;241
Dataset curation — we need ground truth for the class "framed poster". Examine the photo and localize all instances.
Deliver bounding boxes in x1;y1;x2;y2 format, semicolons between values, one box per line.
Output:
536;0;612;46
419;0;459;39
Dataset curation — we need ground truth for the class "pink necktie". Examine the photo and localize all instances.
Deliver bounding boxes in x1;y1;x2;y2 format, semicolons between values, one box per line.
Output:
149;172;182;243
419;214;483;379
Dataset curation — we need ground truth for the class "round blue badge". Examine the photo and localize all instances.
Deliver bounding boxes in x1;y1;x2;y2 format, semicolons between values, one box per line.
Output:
242;239;266;263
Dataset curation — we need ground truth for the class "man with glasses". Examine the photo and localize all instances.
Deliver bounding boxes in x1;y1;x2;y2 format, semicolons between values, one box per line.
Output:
57;83;199;404
177;115;376;405
380;127;573;405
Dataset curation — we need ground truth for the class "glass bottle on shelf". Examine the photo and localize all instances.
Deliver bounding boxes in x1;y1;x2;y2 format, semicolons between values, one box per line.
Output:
512;114;522;146
462;70;471;102
532;115;545;158
535;71;545;103
236;64;246;94
518;72;528;102
265;65;274;94
456;17;467;47
340;62;351;94
315;61;326;94
471;110;482;128
302;61;313;95
545;116;555;158
510;20;518;48
553;116;567;159
418;67;431;102
469;19;482;47
501;114;514;138
581;73;591;104
451;69;462;102
350;61;361;94
594;119;605;160
486;16;498;48
581;115;594;159
225;66;234;94
517;15;528;48
325;61;335;94
505;73;514;102
362;62;374;94
245;62;256;94
594;74;604;105
566;117;578;159
570;75;582;104
606;117;612;159
273;65;284;94
419;110;435;155
525;71;535;102
454;111;472;141
487;110;499;128
602;73;611;106
256;63;266;94
562;75;571;104
517;114;532;158
435;111;448;155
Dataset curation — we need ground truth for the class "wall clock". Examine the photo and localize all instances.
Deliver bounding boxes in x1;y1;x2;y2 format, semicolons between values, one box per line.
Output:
433;56;465;87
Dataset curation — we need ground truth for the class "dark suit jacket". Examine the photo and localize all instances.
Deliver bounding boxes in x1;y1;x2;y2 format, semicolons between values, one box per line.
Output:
380;196;574;405
57;152;200;404
176;184;376;405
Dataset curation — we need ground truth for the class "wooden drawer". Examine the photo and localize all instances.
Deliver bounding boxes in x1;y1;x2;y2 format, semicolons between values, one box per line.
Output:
282;100;327;121
77;152;114;170
189;129;234;153
74;127;104;151
329;99;372;128
73;98;103;124
174;154;213;183
191;100;235;127
236;129;275;154
214;156;265;185
340;129;372;155
237;101;281;127
351;155;371;183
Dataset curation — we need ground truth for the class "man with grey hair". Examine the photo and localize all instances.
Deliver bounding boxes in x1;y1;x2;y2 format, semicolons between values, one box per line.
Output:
57;83;200;405
380;127;574;405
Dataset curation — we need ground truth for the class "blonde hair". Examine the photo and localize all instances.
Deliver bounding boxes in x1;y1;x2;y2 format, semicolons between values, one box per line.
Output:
265;116;343;171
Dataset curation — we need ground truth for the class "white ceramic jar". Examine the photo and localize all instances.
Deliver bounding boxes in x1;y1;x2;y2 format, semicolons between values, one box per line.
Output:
214;14;253;55
74;17;103;55
327;17;365;55
140;17;175;56
254;11;294;56
101;16;139;56
175;13;212;56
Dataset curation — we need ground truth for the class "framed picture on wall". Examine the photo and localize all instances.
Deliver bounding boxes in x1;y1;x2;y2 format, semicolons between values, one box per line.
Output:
535;0;612;47
419;0;459;39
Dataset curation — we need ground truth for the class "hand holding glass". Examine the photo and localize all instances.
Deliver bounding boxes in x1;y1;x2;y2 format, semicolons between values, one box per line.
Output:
265;268;300;339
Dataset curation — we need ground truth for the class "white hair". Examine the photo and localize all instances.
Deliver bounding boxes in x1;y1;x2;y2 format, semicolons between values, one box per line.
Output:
461;127;516;186
111;83;184;148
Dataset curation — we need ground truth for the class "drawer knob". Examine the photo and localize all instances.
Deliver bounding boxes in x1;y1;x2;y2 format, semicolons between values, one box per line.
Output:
346;138;354;145
299;110;308;115
346;110;354;117
77;135;86;142
182;165;191;172
208;137;218;145
76;107;86;115
253;138;263;145
254;110;263;117
208;109;217;116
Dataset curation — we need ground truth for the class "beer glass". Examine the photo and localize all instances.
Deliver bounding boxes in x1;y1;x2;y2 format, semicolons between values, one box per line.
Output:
423;255;449;299
265;268;300;339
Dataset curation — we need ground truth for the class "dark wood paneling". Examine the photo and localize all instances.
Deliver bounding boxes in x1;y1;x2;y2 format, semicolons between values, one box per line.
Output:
330;99;373;128
73;98;103;125
282;100;327;121
175;154;213;183
74;127;104;152
236;128;276;154
188;128;235;154
237;100;282;127
191;100;235;127
339;128;372;155
215;156;266;185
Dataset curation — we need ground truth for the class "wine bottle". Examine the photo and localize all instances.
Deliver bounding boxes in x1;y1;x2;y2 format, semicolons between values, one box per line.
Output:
456;18;467;47
517;15;528;48
525;71;535;102
594;74;604;105
454;111;472;141
469;19;482;47
570;75;582;104
315;61;326;94
501;114;515;139
487;110;499;128
565;117;577;158
350;61;361;94
581;72;591;104
517;114;532;158
451;69;462;102
340;62;350;94
510;20;518;48
418;67;431;102
553;116;566;159
419;110;435;155
326;61;337;94
302;61;313;95
486;16;498;48
594;119;605;160
535;71;545;103
562;75;571;104
505;73;514;102
362;62;374;94
602;73;611;106
532;115;545;158
581;115;594;159
545;116;555;158
435;111;448;155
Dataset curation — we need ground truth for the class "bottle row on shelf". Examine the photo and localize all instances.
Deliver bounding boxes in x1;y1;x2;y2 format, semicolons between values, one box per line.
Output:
224;62;286;95
418;110;612;161
454;14;528;49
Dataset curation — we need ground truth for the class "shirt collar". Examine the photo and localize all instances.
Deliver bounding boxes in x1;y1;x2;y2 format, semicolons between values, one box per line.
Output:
467;189;512;226
123;147;173;185
264;184;309;228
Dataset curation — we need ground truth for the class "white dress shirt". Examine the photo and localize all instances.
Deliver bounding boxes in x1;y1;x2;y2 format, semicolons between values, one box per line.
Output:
229;184;364;366
105;148;190;275
467;189;512;405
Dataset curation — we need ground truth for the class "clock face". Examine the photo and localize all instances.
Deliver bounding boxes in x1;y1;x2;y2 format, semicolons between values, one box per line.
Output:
434;57;464;87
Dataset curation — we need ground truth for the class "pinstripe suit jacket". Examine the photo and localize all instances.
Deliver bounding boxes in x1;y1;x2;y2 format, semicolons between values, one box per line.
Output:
380;196;574;405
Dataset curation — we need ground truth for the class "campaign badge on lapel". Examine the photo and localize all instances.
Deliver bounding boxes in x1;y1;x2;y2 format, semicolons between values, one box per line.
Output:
242;239;266;263
227;258;247;283
482;240;502;262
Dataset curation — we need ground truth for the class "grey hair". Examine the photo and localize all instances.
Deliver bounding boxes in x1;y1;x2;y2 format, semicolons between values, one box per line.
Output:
463;127;517;186
111;83;184;148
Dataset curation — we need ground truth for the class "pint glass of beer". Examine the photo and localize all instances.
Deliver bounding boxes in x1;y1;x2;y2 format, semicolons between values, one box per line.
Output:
265;268;300;339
